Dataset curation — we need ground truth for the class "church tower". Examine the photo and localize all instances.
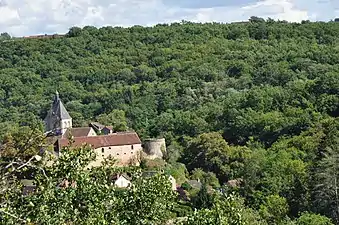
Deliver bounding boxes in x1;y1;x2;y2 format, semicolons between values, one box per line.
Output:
44;91;72;135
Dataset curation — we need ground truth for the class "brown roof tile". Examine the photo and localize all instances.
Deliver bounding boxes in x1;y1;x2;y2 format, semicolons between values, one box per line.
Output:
63;127;94;138
58;132;141;149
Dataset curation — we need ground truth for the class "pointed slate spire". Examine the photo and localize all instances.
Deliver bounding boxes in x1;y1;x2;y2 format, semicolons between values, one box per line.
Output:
55;90;60;101
44;91;72;134
51;91;71;120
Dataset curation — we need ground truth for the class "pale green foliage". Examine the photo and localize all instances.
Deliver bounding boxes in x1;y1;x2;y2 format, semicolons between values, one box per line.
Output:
259;195;289;224
183;194;266;225
117;173;176;224
1;145;176;225
296;213;334;225
0;126;48;160
165;162;188;185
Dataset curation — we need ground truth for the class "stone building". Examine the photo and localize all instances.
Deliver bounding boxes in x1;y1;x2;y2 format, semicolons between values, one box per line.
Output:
63;127;97;138
102;126;113;135
113;173;132;188
143;138;166;159
44;91;72;135
89;122;114;135
45;91;162;167
56;132;142;166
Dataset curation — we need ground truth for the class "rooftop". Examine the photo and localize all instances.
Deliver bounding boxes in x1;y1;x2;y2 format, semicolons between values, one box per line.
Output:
58;132;141;148
89;122;105;130
45;91;71;121
63;127;95;138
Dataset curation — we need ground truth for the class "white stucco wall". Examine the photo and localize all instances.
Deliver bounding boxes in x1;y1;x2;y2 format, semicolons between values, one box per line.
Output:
168;175;177;191
115;176;131;188
88;128;97;136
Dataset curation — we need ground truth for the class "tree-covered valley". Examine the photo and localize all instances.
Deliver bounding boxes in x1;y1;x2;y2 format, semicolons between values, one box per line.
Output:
0;19;339;224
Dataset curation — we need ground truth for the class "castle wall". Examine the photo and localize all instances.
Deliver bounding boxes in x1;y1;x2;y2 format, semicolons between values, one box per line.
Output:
89;144;142;167
143;138;166;159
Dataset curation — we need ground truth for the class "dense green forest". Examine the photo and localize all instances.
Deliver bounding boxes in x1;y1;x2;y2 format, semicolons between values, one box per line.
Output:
0;18;339;224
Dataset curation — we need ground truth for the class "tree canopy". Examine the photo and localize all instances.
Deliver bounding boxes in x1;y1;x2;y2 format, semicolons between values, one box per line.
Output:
0;19;339;224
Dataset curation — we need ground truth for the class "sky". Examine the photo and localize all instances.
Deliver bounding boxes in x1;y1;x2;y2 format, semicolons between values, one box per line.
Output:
0;0;338;36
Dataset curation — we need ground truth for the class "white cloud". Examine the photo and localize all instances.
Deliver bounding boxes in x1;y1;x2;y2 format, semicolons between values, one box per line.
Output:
174;0;309;24
293;0;338;20
0;0;335;36
241;0;309;22
0;6;20;25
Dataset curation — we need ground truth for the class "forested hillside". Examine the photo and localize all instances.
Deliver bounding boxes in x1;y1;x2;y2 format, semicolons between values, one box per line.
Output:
0;20;338;139
0;19;339;224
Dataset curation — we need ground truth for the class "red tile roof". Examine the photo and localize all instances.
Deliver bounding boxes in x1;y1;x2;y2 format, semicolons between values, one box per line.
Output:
58;132;141;149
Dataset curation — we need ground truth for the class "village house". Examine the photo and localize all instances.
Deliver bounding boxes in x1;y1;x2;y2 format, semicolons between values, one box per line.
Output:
56;132;142;166
113;173;132;188
89;122;114;135
89;122;105;133
112;172;176;190
44;91;143;167
101;126;114;135
19;92;175;194
63;127;97;138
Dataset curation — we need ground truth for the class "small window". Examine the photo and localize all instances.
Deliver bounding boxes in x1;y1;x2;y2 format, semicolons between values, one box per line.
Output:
131;145;134;150
131;152;133;154
117;153;119;155
102;155;105;157
124;153;126;155
109;147;111;150
101;148;104;153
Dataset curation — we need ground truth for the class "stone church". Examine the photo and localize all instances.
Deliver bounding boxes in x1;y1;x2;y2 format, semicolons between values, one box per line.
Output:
44;91;143;166
44;91;72;136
